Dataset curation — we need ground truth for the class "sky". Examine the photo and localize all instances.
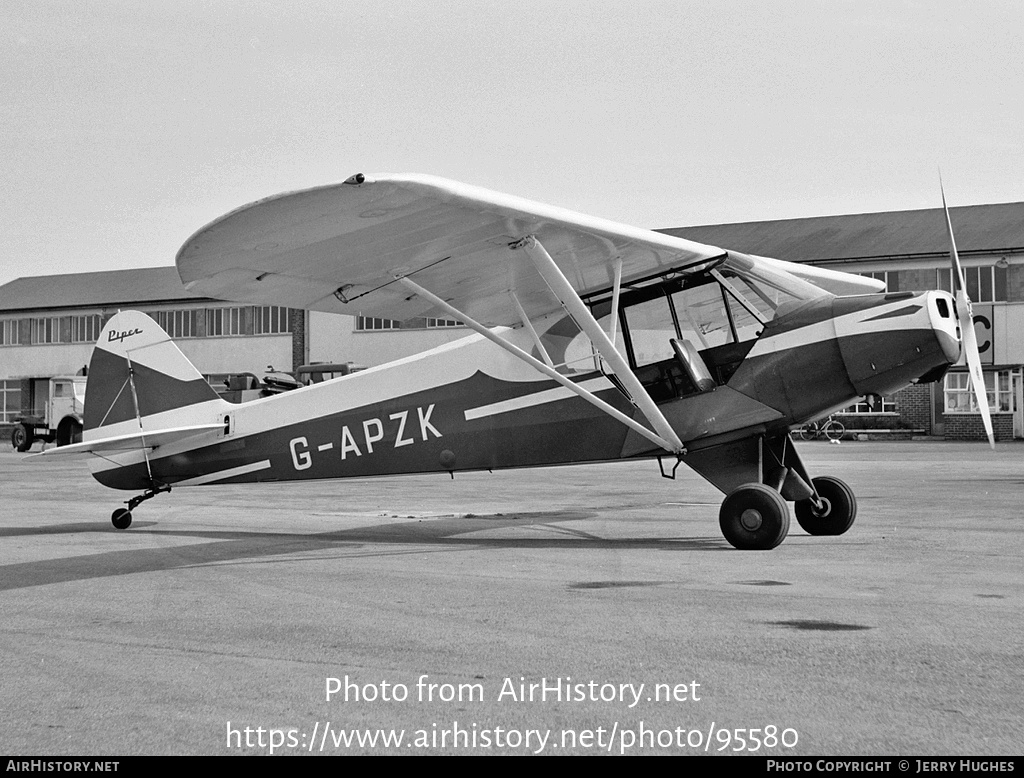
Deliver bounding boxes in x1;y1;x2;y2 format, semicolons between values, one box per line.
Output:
2;0;1022;287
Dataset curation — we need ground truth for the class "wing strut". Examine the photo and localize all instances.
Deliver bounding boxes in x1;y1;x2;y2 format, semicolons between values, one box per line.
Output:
512;235;686;453
395;276;683;454
510;291;554;367
608;257;623;343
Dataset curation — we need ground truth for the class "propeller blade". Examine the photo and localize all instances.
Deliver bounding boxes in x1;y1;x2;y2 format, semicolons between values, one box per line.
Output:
941;180;995;448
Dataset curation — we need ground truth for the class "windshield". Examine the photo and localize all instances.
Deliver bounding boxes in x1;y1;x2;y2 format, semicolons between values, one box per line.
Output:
545;262;812;376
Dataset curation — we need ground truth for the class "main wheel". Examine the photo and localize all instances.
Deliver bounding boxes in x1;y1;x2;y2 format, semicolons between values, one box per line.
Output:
798;422;817;441
111;508;133;530
823;419;845;441
795;476;856;536
11;425;32;452
719;483;790;550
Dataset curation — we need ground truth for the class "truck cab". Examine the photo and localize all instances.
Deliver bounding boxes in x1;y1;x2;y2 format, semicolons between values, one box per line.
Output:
10;375;87;451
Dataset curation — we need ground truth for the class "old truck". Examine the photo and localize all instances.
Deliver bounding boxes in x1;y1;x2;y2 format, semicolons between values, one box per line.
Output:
9;375;87;451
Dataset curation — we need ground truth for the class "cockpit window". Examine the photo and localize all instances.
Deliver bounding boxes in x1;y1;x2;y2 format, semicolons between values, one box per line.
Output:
625;295;677;366
551;264;810;376
669;282;731;350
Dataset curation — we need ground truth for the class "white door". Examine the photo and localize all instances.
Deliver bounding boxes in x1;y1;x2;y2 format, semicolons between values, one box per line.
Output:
1013;370;1023;439
48;380;77;426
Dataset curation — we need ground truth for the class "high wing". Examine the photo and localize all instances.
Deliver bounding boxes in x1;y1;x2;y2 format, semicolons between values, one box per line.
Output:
176;173;879;325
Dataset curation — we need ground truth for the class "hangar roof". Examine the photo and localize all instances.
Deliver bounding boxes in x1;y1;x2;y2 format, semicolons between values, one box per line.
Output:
0;266;208;315
661;201;1024;264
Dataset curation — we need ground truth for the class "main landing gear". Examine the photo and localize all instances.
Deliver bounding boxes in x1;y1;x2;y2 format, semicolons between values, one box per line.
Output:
110;483;172;530
686;433;857;550
717;475;857;549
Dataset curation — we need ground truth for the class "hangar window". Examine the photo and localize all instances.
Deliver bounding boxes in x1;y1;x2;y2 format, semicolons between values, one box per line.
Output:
206;307;246;337
149;309;199;339
355;315;462;331
31;317;65;344
356;315;400;331
423;317;462;328
71;314;103;343
860;271;901;292
254;306;294;335
2;315;105;346
944;370;1018;413
0;380;21;422
841;394;897;414
936;266;1007;303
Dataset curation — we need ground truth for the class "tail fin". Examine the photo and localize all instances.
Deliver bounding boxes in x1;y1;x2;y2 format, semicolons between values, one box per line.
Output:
84;310;220;432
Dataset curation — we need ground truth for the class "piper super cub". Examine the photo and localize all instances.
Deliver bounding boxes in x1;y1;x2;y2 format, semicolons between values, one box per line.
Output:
38;175;993;549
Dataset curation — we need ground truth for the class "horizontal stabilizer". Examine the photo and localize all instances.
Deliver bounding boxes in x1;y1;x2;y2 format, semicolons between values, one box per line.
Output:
29;424;224;459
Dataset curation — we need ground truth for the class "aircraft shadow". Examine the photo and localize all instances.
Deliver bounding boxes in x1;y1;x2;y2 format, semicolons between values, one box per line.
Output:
0;511;728;592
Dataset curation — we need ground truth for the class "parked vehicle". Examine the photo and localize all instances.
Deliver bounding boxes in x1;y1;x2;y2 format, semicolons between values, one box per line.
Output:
10;375;87;451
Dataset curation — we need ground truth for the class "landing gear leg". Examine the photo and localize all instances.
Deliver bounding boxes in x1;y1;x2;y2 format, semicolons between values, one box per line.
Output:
110;482;172;530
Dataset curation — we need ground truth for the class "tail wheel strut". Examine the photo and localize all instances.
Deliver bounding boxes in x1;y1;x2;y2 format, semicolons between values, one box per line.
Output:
110;483;172;530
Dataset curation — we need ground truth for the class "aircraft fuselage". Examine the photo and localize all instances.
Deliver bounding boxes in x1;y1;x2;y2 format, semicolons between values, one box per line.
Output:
88;289;960;493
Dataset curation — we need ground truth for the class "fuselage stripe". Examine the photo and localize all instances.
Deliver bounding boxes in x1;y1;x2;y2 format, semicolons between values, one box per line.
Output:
173;459;272;487
464;376;613;420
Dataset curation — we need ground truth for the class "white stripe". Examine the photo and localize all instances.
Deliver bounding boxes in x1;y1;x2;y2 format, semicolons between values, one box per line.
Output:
749;300;931;357
464;376;612;421
174;459;272;487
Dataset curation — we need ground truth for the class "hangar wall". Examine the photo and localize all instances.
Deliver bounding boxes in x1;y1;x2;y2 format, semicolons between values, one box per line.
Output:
307;311;471;369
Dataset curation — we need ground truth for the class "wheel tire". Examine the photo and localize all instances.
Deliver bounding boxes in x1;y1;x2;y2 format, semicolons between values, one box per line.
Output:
719;483;790;550
111;508;133;530
824;420;845;441
798;423;816;441
795;476;856;536
11;425;32;452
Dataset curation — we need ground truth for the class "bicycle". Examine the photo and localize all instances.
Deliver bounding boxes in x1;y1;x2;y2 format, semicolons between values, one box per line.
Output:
798;415;845;441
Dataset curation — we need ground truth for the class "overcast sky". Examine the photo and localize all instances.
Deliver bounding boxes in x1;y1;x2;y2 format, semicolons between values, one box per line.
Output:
2;0;1022;287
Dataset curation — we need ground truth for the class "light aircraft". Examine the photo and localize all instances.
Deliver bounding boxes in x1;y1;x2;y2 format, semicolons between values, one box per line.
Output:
37;175;993;549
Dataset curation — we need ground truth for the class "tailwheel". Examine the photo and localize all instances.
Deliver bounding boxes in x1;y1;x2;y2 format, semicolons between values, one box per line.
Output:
795;476;856;536
111;508;133;530
719;483;790;550
110;482;171;530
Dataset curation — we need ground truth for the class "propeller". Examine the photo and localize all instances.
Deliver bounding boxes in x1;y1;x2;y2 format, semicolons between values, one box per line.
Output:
941;179;995;448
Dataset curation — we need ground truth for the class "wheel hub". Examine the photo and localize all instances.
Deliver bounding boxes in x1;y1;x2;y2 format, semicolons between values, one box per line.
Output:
740;508;763;531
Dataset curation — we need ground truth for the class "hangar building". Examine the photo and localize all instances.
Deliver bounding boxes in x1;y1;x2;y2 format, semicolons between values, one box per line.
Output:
2;201;1022;441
